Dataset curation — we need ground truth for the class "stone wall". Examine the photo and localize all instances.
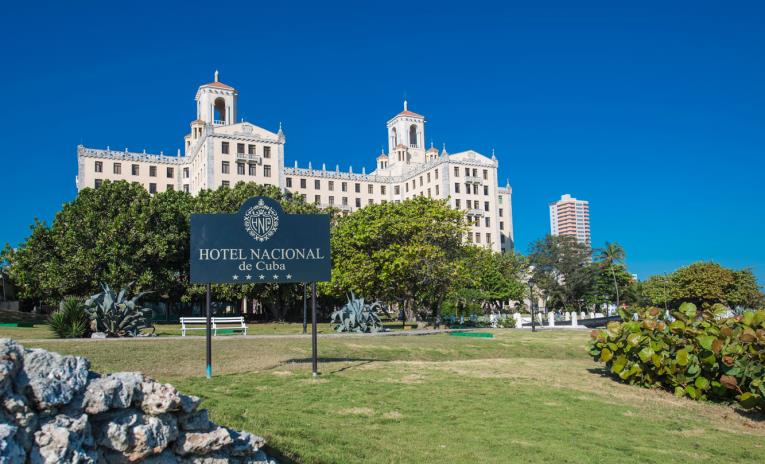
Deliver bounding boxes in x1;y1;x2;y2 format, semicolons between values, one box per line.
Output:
0;339;277;463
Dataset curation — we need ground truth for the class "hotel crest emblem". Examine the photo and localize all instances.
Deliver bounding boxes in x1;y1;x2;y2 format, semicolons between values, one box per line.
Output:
243;199;279;242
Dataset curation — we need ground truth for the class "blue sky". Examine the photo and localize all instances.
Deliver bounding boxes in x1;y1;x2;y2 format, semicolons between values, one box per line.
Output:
1;1;763;283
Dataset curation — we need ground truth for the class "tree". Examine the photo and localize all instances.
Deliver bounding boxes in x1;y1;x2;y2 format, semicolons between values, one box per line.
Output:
596;242;626;309
528;235;594;311
451;246;526;313
327;196;467;320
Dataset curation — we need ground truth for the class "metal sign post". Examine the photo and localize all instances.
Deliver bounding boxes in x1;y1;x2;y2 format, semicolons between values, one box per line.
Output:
303;283;308;334
189;197;331;379
311;282;318;376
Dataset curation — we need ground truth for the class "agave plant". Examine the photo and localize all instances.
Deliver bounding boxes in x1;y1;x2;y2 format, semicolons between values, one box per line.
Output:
49;297;90;338
330;293;386;333
84;283;154;337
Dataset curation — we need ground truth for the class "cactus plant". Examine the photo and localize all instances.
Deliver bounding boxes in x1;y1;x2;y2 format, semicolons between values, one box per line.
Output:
84;283;154;337
330;293;386;333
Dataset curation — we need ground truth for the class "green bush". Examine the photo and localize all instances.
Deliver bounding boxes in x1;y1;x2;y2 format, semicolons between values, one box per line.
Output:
49;297;90;338
498;315;517;328
588;303;765;411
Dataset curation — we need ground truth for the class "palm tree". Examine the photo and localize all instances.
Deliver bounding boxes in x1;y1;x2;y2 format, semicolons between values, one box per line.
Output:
597;242;626;312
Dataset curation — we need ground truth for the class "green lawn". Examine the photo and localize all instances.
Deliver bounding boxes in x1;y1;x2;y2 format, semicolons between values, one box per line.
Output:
8;329;765;463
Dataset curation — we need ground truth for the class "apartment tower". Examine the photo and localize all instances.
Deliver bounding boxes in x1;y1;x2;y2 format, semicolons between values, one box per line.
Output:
549;193;590;247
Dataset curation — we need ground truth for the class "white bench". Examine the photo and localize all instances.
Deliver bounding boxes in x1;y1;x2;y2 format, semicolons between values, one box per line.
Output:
180;317;248;336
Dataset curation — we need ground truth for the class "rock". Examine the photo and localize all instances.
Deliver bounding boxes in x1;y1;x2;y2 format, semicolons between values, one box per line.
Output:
179;409;211;432
225;429;265;456
16;348;90;411
30;414;97;464
95;410;178;461
3;392;38;451
141;380;183;415
91;333;108;339
180;394;201;414
0;423;26;464
173;427;232;456
78;372;144;414
0;339;23;393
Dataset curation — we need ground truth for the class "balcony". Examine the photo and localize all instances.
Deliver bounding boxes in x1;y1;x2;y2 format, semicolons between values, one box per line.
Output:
467;208;485;217
213;120;226;126
465;175;483;184
236;153;262;164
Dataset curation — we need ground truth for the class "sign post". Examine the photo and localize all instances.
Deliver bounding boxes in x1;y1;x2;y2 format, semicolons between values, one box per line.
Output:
311;282;318;376
190;197;331;378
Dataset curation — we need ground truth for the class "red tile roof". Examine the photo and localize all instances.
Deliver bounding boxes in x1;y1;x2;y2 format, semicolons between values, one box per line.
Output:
201;81;235;91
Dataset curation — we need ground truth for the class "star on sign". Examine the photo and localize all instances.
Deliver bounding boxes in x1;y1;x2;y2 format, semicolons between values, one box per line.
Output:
272;274;279;280
245;275;252;280
232;274;239;280
286;274;292;279
259;274;265;280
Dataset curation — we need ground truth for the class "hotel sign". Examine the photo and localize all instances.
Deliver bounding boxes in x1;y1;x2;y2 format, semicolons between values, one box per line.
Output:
190;197;331;284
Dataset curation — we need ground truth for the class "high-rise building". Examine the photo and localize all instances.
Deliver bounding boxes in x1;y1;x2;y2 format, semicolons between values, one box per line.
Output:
549;194;590;247
76;73;515;252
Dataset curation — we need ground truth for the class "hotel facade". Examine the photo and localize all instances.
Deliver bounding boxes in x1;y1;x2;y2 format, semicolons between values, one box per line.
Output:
76;74;514;252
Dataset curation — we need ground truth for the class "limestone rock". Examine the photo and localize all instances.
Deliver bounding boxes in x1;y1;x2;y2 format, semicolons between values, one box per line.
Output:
226;429;266;456
0;339;23;393
17;348;90;411
180;394;201;414
95;410;178;461
79;372;144;414
141;380;183;415
174;427;233;456
30;414;96;464
0;423;26;464
179;409;211;432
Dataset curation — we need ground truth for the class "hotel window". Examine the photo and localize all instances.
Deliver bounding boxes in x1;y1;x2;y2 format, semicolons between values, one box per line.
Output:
167;167;174;178
237;163;245;175
183;185;189;193
466;184;471;194
473;168;478;177
167;184;174;191
435;185;439;195
484;201;490;211
485;217;490;227
454;166;459;176
132;164;139;176
354;183;360;193
499;208;503;216
328;181;334;191
475;234;481;244
249;164;256;176
467;232;473;242
183;167;189;178
419;176;423;186
455;199;461;208
300;178;307;188
329;196;334;205
483;169;488;180
395;186;400;195
263;146;271;158
435;169;439;179
486;233;491;244
381;185;386;194
499;195;503;202
94;161;103;173
264;165;271;177
484;186;489;195
355;198;361;207
221;161;230;174
222;180;230;188
315;179;321;189
405;183;409;193
150;166;157;177
368;184;373;194
237;143;245;154
501;235;505;244
248;144;256;154
341;182;347;192
368;199;373;205
342;197;348;206
113;163;121;174
149;183;157;194
427;173;431;183
314;195;320;205
94;179;103;188
427;188;431;197
454;183;460;193
221;142;229;154
500;221;504;230
286;177;293;188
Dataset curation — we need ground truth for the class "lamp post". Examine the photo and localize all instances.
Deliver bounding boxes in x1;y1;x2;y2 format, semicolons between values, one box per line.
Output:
528;280;536;333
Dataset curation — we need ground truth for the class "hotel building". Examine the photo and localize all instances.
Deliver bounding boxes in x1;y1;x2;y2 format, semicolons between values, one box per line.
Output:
76;73;514;252
549;194;590;247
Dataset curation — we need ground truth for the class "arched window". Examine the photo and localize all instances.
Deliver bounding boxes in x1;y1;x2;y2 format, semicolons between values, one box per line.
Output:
214;98;226;124
391;128;397;147
409;125;417;148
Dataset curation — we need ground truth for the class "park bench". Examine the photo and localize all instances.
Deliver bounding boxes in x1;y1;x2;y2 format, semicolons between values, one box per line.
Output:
180;316;248;336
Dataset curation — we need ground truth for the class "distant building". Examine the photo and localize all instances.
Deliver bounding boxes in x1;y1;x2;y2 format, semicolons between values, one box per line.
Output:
549;194;590;247
76;73;514;252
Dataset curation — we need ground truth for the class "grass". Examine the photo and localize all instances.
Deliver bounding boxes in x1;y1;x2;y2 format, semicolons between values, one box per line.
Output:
7;329;765;463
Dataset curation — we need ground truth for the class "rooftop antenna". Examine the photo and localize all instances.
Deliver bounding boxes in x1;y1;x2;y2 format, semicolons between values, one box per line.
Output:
214;70;219;82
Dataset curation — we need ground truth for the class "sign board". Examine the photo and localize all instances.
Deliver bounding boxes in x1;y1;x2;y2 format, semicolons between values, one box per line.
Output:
190;197;331;284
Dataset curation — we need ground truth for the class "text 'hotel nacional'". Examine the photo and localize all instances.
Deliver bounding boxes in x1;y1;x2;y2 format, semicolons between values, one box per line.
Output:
76;73;514;252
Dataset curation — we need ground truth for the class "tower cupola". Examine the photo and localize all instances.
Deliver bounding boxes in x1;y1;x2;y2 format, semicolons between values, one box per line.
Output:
195;71;238;125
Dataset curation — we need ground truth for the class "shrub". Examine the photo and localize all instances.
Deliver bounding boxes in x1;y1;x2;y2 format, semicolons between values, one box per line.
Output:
49;297;90;338
84;283;153;337
498;315;517;328
330;293;386;333
588;303;765;411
